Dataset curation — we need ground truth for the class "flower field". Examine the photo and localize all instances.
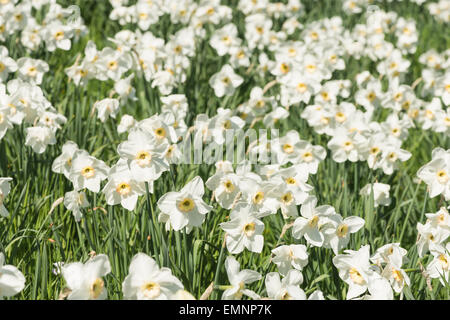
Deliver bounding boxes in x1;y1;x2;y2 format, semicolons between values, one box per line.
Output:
0;0;449;300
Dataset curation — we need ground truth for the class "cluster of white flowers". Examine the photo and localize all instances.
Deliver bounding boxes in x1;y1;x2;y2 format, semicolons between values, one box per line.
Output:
0;0;449;301
0;0;86;52
427;0;450;23
0;76;67;153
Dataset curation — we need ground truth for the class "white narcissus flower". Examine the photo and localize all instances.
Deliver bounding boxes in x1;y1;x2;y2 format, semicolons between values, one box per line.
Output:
114;74;137;103
209;64;243;98
332;245;393;300
94;98;120;123
292;196;335;247
416;221;449;258
360;183;391;208
0;253;26;300
371;243;408;266
69;151;110;193
42;21;73;51
271;244;308;276
157;176;212;233
426;243;450;286
265;270;306;300
102;159;145;211
25;126;56;154
220;203;265;254
222;256;261;300
417;148;450;200
206;172;241;210
52;141;82;180
323;214;365;255
122;253;184;300
0;177;13;217
117;114;136;134
16;57;49;85
117;129;169;183
61;254;111;300
0;46;17;82
64;190;89;222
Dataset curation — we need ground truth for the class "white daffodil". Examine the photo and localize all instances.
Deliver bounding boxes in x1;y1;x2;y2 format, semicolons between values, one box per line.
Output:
371;243;408;266
271;244;308;276
222;256;261;300
426;243;450;286
16;57;49;85
117;128;169;183
265;270;306;300
122;253;184;300
157;176;212;233
333;245;393;300
24;126;56;154
206;172;241;210
64;190;89;222
69;151;110;193
94;98;120;123
0;177;13;217
61;254;111;300
117;114;136;134
102;159;145;211
292;196;335;247
360;183;391;208
52;141;82;180
220;203;265;254
417;148;450;200
0;46;17;82
209;64;243;98
323;214;365;255
0;253;25;300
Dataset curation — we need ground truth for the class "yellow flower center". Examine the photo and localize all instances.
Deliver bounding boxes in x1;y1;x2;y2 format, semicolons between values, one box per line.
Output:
302;151;313;162
178;198;195;212
281;291;291;300
222;77;231;85
0;62;5;72
283;143;294;154
343;141;353;151
308;215;319;228
306;64;316;73
388;152;398;162
281;192;293;205
108;60;118;70
154;127;166;138
223;120;231;129
116;182;131;196
285;177;296;185
81;166;95;178
367;92;376;102
89;278;104;299
253;191;264;204
438;254;449;270
243;222;256;237
280;63;290;74
335;112;346;123
392;268;403;283
136;151;152;166
223;180;235;193
255;100;265;108
297;82;307;93
437;170;448;184
349;268;365;285
370;147;380;155
27;66;37;77
54;31;64;40
141;282;161;299
337;224;348;237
